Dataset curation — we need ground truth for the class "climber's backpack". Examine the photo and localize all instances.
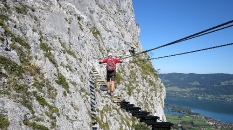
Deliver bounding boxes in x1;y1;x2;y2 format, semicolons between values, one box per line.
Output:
106;58;116;71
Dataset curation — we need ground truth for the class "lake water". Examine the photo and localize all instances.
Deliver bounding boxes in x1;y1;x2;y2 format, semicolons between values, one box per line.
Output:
164;96;233;123
164;108;183;116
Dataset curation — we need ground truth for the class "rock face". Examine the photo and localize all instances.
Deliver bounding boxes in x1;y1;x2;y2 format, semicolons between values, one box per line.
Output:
0;0;166;129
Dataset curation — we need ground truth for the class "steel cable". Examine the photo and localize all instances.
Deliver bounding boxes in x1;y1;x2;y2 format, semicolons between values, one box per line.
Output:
131;42;233;62
122;20;233;59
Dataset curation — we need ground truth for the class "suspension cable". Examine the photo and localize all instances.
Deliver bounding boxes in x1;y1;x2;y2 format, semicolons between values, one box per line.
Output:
179;24;233;43
131;42;233;62
122;20;233;59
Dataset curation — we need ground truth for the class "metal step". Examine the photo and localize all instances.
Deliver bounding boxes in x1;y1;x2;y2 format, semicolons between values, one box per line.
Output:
124;107;141;112
131;111;150;116
139;116;160;122
98;80;106;83
151;122;174;130
120;101;130;105
120;104;135;108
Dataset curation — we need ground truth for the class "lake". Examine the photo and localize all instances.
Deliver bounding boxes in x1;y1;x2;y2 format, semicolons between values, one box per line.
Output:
164;108;183;116
164;95;233;123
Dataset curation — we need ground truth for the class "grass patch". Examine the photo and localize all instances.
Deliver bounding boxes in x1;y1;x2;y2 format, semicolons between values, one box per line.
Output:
55;73;69;92
36;95;59;116
6;80;35;113
32;81;57;99
47;85;57;99
40;42;58;67
0;56;23;77
22;62;40;76
0;115;10;129
134;55;157;78
0;36;4;42
0;18;30;49
36;96;48;107
70;81;77;86
32;81;44;92
15;6;26;14
10;44;30;64
40;42;52;52
67;50;77;58
12;84;29;94
15;4;28;15
96;117;109;130
59;39;77;58
115;72;123;84
23;120;49;130
0;14;9;21
134;122;151;130
125;83;133;96
91;27;100;39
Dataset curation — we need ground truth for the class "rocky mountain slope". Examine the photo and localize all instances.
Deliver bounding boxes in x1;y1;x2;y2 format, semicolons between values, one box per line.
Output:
0;0;166;129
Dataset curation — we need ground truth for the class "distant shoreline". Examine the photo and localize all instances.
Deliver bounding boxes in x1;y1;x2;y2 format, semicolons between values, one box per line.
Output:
160;73;233;75
165;104;233;124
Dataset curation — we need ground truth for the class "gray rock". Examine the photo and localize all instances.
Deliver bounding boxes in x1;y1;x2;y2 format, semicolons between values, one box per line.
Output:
0;0;167;129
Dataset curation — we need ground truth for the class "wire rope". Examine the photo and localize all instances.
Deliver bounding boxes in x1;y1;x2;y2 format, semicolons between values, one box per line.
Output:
122;20;233;59
131;42;233;62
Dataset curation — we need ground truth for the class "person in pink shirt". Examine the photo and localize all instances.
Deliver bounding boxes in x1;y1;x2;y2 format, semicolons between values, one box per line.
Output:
99;53;122;96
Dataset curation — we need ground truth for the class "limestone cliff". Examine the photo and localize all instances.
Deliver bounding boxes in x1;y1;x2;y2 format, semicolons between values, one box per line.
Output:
0;0;166;129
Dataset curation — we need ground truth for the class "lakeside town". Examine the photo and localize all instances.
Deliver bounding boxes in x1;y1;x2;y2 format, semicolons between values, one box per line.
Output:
165;104;233;130
206;118;233;130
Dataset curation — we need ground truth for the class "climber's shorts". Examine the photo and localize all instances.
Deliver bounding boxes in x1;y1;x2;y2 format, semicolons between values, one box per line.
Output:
106;71;116;81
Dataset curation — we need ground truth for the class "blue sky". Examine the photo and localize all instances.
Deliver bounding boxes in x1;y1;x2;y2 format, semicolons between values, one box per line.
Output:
132;0;233;74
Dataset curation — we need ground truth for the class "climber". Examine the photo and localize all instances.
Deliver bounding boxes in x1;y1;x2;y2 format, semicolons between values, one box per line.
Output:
129;46;135;55
99;53;122;96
